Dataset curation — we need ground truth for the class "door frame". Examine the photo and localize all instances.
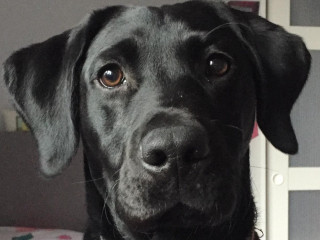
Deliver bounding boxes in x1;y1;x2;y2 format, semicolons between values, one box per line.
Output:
267;1;320;239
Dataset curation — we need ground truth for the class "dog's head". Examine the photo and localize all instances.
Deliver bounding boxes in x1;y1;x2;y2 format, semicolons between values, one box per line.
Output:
3;1;310;238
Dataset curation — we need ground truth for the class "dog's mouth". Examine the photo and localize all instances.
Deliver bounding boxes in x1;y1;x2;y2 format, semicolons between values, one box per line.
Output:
154;202;224;227
115;176;238;232
117;202;202;231
116;197;238;235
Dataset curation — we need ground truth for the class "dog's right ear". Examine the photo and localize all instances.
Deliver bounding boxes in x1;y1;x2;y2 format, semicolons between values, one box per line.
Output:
229;10;311;155
3;6;123;177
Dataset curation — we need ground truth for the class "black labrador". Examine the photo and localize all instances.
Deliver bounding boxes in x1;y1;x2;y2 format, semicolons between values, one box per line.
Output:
3;1;310;240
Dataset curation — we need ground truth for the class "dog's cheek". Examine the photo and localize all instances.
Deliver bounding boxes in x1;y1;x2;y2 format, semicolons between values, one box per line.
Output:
115;160;178;227
180;158;239;221
80;89;128;167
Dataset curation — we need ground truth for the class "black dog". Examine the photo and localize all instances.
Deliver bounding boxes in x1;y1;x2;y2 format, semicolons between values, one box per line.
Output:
3;1;310;240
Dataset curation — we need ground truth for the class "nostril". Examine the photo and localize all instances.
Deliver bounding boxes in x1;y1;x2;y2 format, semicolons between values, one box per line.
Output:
143;149;167;167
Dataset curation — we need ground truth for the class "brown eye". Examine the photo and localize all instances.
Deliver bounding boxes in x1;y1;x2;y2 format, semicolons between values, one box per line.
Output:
98;64;125;88
206;54;230;77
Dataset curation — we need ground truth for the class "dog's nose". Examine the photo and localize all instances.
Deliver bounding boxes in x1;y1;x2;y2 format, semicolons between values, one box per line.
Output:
140;126;209;169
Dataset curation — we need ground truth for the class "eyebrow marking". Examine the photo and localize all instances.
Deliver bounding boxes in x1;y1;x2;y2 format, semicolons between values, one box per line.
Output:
98;38;139;63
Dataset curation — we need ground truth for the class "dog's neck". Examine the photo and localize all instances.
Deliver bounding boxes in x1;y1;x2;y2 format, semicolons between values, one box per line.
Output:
84;151;256;240
99;230;259;240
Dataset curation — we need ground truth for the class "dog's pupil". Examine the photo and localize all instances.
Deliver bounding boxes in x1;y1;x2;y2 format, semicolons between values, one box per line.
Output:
104;69;119;82
206;55;229;77
98;63;124;88
209;58;228;75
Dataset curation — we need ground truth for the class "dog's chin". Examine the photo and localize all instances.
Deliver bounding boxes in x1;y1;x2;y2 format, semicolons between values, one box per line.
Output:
115;200;236;233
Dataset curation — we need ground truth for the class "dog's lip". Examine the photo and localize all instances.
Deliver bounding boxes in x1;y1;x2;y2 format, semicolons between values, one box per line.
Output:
157;202;209;225
123;202;214;232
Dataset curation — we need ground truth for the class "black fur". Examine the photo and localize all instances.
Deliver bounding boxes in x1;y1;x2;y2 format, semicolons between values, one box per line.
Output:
3;1;310;240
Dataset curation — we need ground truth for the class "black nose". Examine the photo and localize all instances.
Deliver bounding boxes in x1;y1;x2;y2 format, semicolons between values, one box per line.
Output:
140;126;210;169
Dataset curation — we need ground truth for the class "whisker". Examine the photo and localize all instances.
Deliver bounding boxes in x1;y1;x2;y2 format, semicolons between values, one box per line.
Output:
111;169;121;180
204;22;253;39
71;177;105;185
209;119;244;133
224;124;243;132
249;165;278;173
101;192;109;223
100;179;120;222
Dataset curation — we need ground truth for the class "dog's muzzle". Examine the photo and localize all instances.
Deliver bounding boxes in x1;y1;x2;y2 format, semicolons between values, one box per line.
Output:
115;112;243;230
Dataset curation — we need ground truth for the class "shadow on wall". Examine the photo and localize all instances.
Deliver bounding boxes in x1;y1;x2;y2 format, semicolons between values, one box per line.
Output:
0;132;87;231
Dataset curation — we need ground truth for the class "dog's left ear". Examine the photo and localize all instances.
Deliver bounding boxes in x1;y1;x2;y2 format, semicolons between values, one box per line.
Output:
232;10;311;154
3;7;122;176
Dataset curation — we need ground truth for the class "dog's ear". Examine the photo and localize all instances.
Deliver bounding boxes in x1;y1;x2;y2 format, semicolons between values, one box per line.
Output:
233;11;311;154
3;6;123;176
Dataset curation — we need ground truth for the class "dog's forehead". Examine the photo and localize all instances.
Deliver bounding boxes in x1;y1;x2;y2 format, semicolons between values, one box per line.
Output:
88;6;203;58
84;4;237;82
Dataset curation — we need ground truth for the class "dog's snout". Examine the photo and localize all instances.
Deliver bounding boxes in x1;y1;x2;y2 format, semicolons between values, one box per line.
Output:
140;126;210;170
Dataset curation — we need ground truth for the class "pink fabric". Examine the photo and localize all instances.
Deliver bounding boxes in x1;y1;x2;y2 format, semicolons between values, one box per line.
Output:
0;227;83;240
16;227;39;233
58;235;72;239
251;122;259;139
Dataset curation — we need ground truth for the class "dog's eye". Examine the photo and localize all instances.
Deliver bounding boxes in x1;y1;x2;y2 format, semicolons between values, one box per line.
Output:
205;54;230;78
98;64;125;88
